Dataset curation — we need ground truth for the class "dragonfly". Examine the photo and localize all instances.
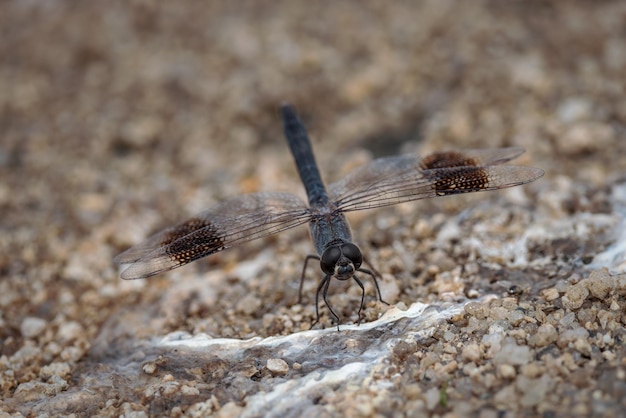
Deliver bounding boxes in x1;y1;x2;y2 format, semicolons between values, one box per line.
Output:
115;104;544;326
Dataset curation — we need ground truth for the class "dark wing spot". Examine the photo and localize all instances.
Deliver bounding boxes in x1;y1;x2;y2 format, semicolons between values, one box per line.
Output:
162;218;226;264
428;166;490;196
419;151;479;170
160;218;212;246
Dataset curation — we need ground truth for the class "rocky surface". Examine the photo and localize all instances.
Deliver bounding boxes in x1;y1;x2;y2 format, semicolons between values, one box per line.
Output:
1;1;625;417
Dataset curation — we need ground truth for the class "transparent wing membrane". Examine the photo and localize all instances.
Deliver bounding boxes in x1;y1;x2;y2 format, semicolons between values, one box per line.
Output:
115;192;311;279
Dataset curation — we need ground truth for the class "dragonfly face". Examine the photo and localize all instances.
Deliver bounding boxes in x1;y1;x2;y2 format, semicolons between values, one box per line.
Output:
320;241;363;280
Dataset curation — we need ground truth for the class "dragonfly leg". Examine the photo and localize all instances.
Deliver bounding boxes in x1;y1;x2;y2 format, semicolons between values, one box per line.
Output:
321;275;341;328
311;274;330;329
358;265;390;306
352;274;365;325
299;254;320;303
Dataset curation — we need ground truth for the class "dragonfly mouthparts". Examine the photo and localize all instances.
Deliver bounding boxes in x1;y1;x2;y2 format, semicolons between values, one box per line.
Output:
334;261;356;280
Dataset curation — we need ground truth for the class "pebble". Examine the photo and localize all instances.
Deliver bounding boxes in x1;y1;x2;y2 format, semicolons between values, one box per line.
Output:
266;358;289;375
562;282;589;310
527;324;558;347
557;327;589;349
559;122;613;155
586;269;615;299
465;302;489;320
557;97;591;123
20;317;47;339
235;293;262;316
498;364;516;379
11;344;41;367
181;384;200;396
161;381;180;396
494;384;516;406
562;269;624;310
541;288;560;301
40;362;71;380
143;362;157;375
14;377;68;402
423;387;441;411
57;321;84;343
517;375;553;407
521;363;543;379
461;343;482;363
492;341;532;366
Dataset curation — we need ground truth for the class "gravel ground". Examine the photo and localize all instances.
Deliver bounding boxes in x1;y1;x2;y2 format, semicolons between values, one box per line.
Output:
1;1;626;417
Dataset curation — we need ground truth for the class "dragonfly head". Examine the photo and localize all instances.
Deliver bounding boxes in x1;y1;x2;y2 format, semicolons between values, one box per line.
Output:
320;242;363;280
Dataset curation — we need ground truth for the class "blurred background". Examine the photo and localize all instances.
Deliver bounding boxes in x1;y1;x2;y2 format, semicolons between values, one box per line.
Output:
1;1;625;416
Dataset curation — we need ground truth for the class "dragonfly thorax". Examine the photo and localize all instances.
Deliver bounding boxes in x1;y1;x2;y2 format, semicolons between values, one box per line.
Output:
320;241;363;280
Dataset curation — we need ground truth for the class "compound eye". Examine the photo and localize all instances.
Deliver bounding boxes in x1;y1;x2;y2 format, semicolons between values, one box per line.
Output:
320;246;341;275
341;243;362;267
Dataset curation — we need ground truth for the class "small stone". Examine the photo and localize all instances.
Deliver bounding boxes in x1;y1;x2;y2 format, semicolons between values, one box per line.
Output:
573;337;592;356
60;346;84;362
506;310;525;326
517;375;553;407
11;344;41;366
520;363;543;378
490;307;508;321
40;362;71;380
235;293;262;316
562;283;589;310
20;317;47;339
14;378;68;402
586;269;613;300
557;97;591;123
478;408;499;418
616;274;626;295
494;384;517;406
602;350;616;361
493;341;532;366
266;358;289;375
465;302;489;319
143;362;157;375
414;219;433;239
560;122;613;155
181;384;200;396
57;321;84;343
598;311;614;329
461;343;482;363
393;340;417;361
441;360;458;373
557;327;589;348
527;324;558;347
423;387;441;411
541;288;560;301
161;381;180;396
498;364;516;379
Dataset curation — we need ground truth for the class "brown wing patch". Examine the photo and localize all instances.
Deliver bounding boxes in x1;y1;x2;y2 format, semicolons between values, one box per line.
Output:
428;166;491;196
160;218;213;246
419;151;479;170
163;218;226;264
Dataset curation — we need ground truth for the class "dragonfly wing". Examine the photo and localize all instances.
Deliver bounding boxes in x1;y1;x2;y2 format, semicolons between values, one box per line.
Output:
114;192;311;279
329;148;544;212
416;147;527;167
